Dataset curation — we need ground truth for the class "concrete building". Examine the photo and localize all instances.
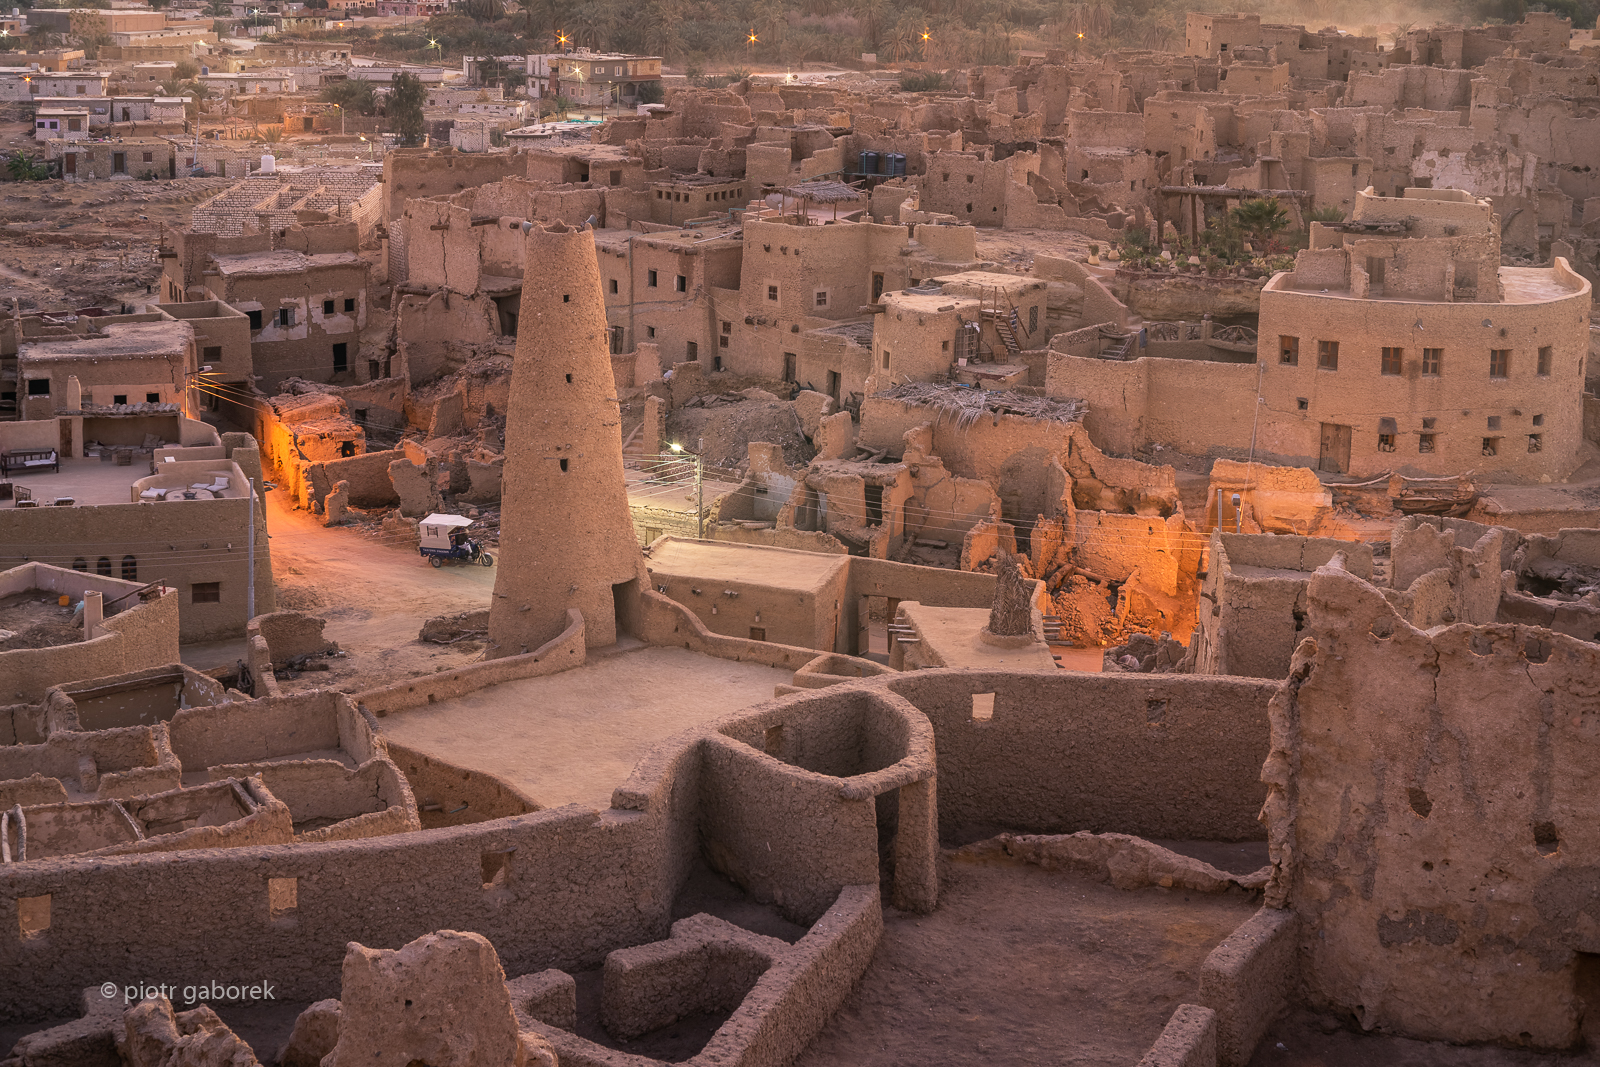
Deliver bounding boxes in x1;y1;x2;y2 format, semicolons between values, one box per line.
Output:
47;137;174;179
527;51;663;106
33;107;88;140
488;220;649;655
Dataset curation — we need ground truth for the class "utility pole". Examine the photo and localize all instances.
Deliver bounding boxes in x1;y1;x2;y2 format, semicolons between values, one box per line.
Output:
669;441;705;538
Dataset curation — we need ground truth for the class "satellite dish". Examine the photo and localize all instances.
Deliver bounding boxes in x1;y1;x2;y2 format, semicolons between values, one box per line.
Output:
764;193;783;209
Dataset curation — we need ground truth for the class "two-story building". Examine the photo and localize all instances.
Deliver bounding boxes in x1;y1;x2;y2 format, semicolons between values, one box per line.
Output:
527;50;662;106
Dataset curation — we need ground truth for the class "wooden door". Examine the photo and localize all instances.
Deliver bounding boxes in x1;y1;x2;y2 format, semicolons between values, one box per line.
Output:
1319;423;1351;474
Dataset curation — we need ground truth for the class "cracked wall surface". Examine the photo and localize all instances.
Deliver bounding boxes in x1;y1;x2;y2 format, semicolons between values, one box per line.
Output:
1262;556;1600;1048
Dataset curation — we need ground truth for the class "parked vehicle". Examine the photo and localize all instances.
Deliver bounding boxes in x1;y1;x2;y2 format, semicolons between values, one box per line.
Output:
418;513;493;568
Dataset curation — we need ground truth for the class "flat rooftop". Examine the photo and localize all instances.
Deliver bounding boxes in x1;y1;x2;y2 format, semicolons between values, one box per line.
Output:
645;538;848;595
902;603;1057;671
2;457;151;507
18;320;192;360
1271;264;1586;304
212;251;365;276
375;645;793;810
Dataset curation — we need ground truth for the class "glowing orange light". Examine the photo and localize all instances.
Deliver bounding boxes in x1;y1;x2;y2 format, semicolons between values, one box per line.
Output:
747;28;758;44
1076;32;1085;39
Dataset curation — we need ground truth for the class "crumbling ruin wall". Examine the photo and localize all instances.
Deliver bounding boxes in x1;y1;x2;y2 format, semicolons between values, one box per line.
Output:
1263;559;1600;1048
1193;531;1374;680
1499;528;1600;642
1385;516;1508;629
309;449;401;509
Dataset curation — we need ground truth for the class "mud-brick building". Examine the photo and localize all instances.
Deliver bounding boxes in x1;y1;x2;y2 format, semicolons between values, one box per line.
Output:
206;251;370;393
15;319;196;422
1255;187;1591;481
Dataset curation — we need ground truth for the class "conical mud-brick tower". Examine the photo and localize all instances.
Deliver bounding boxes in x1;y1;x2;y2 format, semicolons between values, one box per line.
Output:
488;220;646;656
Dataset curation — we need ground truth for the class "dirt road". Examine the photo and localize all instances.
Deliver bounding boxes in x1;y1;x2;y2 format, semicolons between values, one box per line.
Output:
264;491;495;691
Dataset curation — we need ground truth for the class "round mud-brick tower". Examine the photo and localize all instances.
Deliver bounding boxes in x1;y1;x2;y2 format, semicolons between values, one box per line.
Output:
488;220;647;656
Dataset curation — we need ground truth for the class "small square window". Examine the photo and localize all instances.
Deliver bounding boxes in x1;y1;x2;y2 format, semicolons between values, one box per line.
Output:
686;341;698;360
646;326;656;339
482;850;513;889
1422;348;1442;375
1487;415;1501;430
268;877;297;920
113;394;127;405
1419;433;1436;453
1381;347;1402;375
719;335;729;348
247;309;263;330
278;307;293;327
882;350;891;370
146;393;159;403
1528;433;1543;452
192;582;221;604
1490;349;1510;378
721;321;732;334
1538;346;1552;375
1296;397;1308;411
749;626;766;641
815;290;829;307
142;151;153;163
767;285;778;301
1533;413;1545;426
675;275;686;293
647;269;658;287
1318;340;1339;370
344;298;355;312
1482;437;1500;456
17;894;49;939
609;279;618;294
1422;417;1437;429
322;299;335;314
1378;433;1396;452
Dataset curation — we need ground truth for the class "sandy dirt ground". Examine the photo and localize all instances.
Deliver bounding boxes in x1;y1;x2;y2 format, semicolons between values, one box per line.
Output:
796;847;1260;1067
0;163;236;311
973;227;1098;273
202;488;499;690
375;644;792;810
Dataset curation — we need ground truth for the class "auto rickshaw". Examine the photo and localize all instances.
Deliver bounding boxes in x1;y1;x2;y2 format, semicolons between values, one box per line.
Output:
418;513;494;568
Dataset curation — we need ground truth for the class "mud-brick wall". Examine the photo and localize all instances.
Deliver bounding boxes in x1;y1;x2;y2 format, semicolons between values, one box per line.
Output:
0;591;179;704
0;801;687;1022
309;448;400;509
887;670;1277;843
1268;566;1600;1048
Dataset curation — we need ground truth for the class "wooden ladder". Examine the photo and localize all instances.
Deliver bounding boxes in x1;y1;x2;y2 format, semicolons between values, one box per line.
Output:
981;286;1023;360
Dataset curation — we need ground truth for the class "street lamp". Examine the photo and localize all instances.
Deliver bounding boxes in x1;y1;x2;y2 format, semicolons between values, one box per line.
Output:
668;442;704;538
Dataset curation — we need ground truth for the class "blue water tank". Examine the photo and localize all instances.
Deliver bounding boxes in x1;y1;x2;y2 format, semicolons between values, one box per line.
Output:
890;152;906;176
858;150;870;175
863;151;879;176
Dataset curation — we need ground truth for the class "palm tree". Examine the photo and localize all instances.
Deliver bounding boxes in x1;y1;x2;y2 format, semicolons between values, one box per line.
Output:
644;1;683;62
1231;198;1291;253
888;13;919;63
854;0;887;52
